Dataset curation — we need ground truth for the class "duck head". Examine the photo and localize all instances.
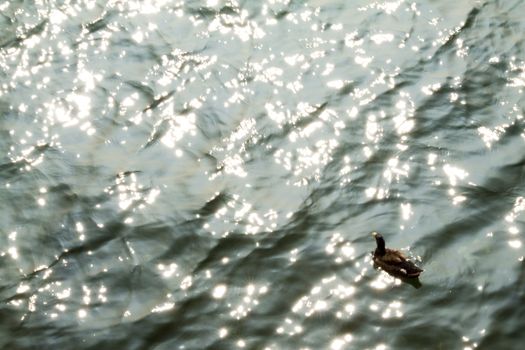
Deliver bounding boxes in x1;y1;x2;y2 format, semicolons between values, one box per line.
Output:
371;232;386;256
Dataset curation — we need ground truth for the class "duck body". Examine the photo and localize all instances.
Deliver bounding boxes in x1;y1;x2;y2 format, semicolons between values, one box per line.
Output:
372;232;423;278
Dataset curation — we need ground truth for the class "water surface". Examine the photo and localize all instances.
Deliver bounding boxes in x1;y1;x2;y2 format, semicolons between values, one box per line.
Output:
1;0;525;349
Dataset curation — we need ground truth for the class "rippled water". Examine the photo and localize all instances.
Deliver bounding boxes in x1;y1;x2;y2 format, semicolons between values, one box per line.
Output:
1;0;525;349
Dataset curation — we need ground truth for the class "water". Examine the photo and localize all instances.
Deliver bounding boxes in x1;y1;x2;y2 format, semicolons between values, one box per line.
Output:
1;0;524;349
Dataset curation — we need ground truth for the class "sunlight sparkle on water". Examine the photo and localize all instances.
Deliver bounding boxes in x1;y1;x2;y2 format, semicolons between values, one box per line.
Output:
508;240;522;249
477;126;504;148
17;284;30;294
428;153;437;166
370;33;394;44
443;164;469;186
508;226;519;234
212;284;227;299
370;272;400;290
219;327;228;338
330;334;353;350
157;263;178;278
400;203;412;220
365;115;380;141
8;247;19;260
151;302;175;313
393;95;415;134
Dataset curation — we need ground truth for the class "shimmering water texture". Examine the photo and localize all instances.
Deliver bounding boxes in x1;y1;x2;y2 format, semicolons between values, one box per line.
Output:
1;0;525;349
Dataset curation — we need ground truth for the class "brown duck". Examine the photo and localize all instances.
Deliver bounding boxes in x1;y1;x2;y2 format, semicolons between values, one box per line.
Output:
372;232;423;278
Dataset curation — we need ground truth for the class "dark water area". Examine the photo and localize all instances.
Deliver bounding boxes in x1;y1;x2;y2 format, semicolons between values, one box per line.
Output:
1;0;525;349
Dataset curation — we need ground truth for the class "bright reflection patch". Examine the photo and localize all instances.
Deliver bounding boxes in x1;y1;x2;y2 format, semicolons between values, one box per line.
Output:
370;272;401;289
212;284;227;299
443;164;469;186
330;334;353;350
151;302;175;313
508;240;522;249
370;33;394;44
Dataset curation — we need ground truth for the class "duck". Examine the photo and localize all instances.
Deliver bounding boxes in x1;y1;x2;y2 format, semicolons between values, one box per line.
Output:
372;232;423;278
